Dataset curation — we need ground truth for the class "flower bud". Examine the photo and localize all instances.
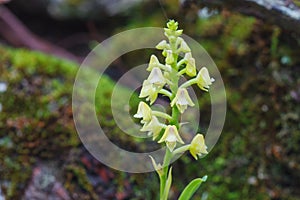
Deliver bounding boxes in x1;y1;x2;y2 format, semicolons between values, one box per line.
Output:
174;30;183;37
184;53;196;77
167;20;178;31
149;156;163;176
162;49;167;57
165;50;174;65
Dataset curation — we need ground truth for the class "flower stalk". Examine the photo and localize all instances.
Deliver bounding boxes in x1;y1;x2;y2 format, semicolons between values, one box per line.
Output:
134;20;214;200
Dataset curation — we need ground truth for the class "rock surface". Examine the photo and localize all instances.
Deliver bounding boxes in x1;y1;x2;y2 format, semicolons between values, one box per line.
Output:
186;0;300;35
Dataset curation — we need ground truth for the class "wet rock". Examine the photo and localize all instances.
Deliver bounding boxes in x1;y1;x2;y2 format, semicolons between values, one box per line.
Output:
23;163;71;200
48;0;146;18
0;187;5;200
8;0;147;20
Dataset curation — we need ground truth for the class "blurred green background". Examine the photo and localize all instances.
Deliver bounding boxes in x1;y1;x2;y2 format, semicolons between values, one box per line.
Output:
0;0;300;199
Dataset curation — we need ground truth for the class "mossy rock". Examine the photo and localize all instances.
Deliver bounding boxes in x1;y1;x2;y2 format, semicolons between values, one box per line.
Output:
0;46;144;199
0;46;77;198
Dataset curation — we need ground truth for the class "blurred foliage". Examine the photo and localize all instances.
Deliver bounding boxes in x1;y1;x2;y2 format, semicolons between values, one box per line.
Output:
47;0;145;19
174;10;300;200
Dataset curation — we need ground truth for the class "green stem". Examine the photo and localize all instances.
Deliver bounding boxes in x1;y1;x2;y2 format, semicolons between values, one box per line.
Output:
177;68;186;76
159;89;172;99
159;32;181;200
170;106;180;128
152;111;172;121
159;63;172;72
160;148;173;199
179;78;197;89
172;144;191;155
159;174;164;199
177;59;186;69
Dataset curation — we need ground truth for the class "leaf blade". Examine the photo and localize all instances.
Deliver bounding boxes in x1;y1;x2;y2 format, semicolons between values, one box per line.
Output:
178;176;207;200
162;167;173;200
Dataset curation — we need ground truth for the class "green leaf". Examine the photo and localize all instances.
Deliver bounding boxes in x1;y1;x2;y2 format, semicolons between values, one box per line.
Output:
178;176;207;200
162;167;173;200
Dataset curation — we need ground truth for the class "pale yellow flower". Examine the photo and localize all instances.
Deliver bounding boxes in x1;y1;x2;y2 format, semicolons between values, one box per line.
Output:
158;125;184;151
170;88;195;113
196;67;215;91
189;134;208;160
139;80;159;105
147;67;166;88
156;40;169;50
140;116;163;140
134;101;152;124
177;37;191;53
146;55;161;71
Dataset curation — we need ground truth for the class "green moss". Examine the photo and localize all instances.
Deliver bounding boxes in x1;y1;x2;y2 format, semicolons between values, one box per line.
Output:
0;46;78;198
172;12;300;200
64;165;98;199
0;44;152;199
0;45;142;199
